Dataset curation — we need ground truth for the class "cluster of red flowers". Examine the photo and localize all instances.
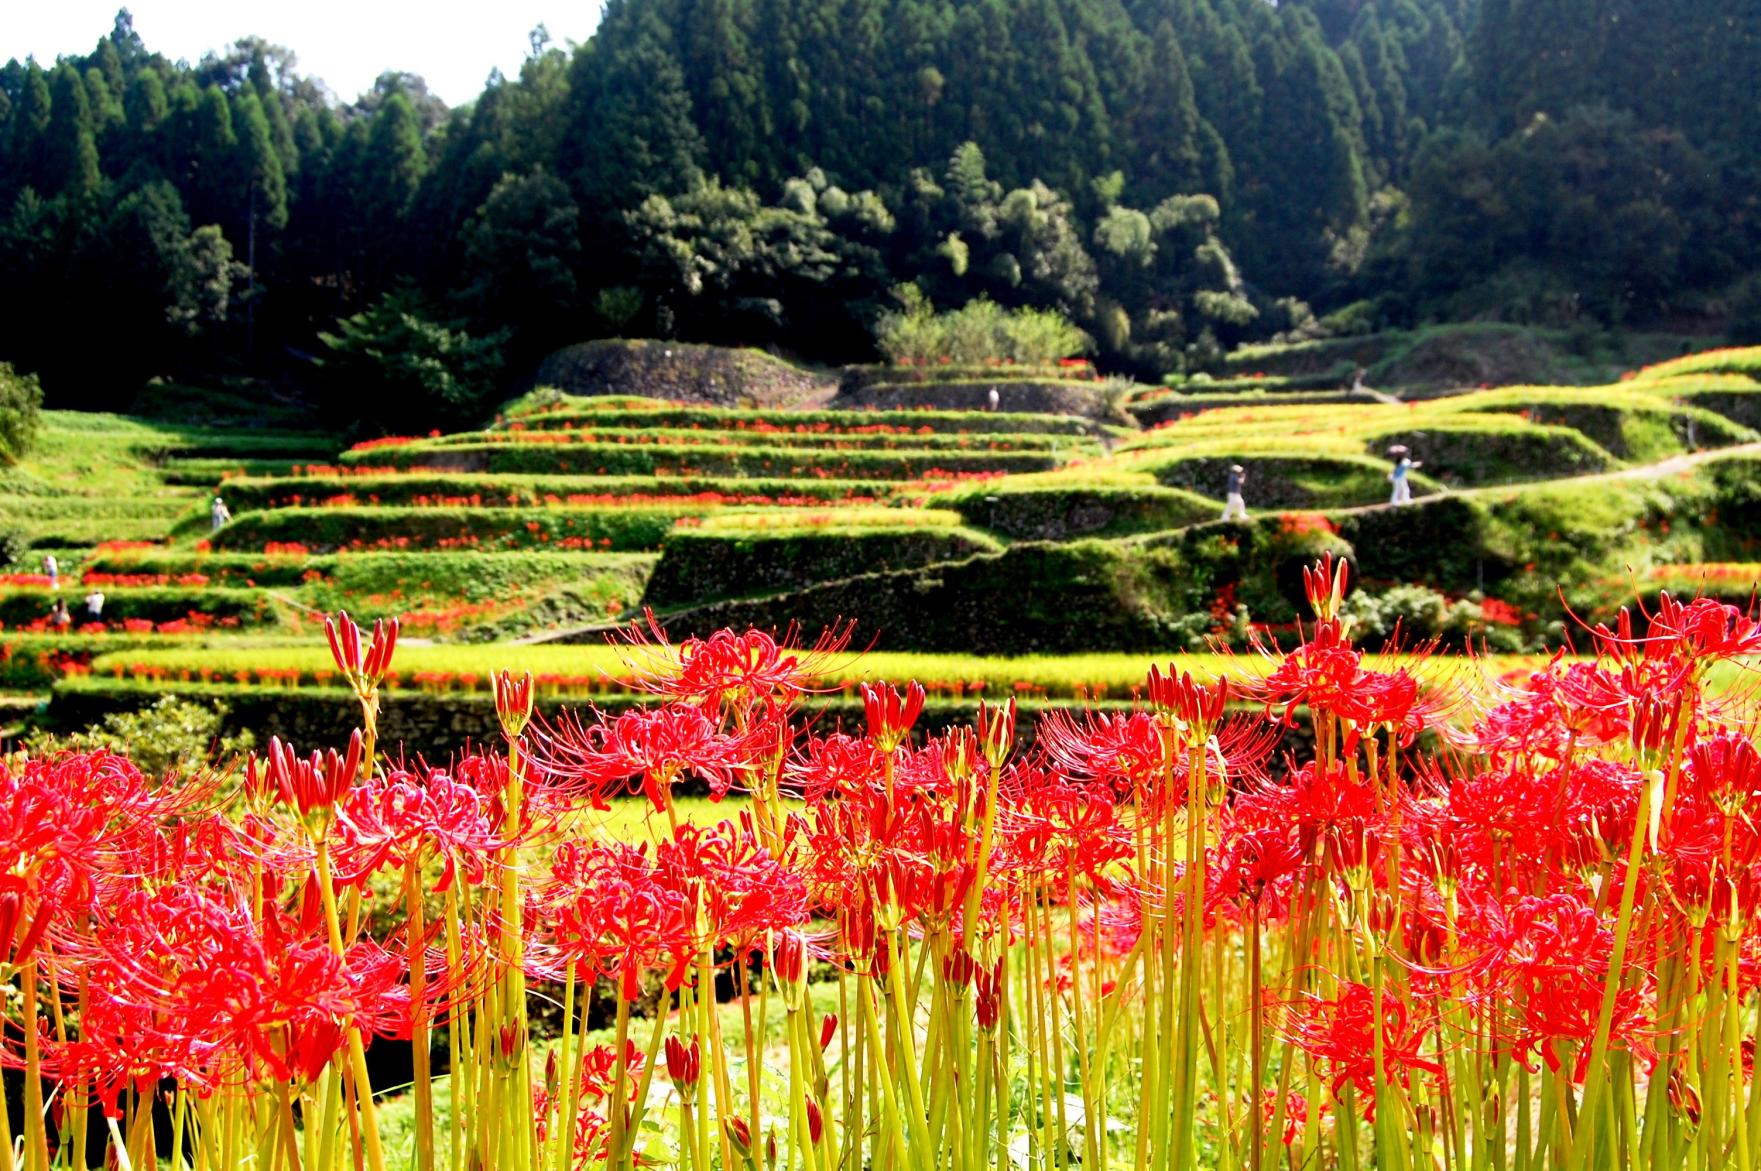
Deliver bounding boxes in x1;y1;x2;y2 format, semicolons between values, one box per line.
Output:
7;570;1761;1169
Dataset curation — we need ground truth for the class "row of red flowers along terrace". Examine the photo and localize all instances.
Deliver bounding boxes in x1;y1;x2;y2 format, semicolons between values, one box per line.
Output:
5;560;1761;1171
254;491;890;510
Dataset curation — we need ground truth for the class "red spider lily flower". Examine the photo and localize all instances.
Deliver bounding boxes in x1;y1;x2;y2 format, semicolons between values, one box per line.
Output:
787;732;883;801
664;1035;700;1091
541;841;694;998
657;819;808;954
1649;593;1761;662
529;704;747;811
1284;981;1442;1109
1259;619;1366;724
330;768;502;889
494;670;535;739
611;612;854;716
0;881;50;964
864;680;926;753
1457;888;1657;1079
1259;1088;1310;1147
260;731;365;828
325;611;399;693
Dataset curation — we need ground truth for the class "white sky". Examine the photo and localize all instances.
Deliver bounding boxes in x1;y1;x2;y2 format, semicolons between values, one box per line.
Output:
7;1;606;107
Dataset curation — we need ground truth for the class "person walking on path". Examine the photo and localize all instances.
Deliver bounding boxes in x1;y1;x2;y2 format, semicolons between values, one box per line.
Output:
84;587;105;621
1220;463;1250;521
1388;445;1421;506
42;553;58;589
210;496;232;531
50;598;71;629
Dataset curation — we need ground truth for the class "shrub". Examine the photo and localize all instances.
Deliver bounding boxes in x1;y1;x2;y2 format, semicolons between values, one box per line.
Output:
0;362;44;465
318;288;510;431
25;694;253;777
875;290;1088;366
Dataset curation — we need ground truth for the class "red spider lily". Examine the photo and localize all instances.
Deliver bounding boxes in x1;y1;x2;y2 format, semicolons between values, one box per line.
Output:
1260;620;1364;726
540;841;693;998
1648;593;1761;662
787;732;882;801
495;670;535;739
258;731;365;827
863;681;925;753
1457;888;1657;1079
656;818;809;953
1284;981;1443;1109
610;612;854;716
325;610;399;693
1686;731;1761;811
330;767;502;888
529;704;747;811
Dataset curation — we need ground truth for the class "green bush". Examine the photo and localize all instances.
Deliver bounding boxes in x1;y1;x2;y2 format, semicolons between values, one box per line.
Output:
0;362;45;466
318;288;510;431
25;694;253;777
642;526;1002;606
875;291;1088;366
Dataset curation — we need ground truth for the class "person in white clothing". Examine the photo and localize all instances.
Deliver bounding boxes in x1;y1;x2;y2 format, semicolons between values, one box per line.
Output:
1220;464;1249;521
211;496;232;530
42;553;58;589
1388;445;1421;506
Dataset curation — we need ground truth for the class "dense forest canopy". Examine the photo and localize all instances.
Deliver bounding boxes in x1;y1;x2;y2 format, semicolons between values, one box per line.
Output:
1;3;1757;423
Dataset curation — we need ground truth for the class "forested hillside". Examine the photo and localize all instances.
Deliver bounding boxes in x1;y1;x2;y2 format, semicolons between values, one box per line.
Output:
2;2;1758;423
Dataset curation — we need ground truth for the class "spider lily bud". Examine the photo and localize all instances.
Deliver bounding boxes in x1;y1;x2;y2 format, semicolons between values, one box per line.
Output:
325;611;399;696
725;1116;752;1158
975;958;1003;1030
943;947;976;988
977;698;1016;769
0;889;48;965
863;681;925;753
806;1097;824;1146
818;1013;838;1051
1147;666;1229;731
262;731;365;831
1302;553;1350;623
494;670;535;739
775;929;808;1009
665;1035;701;1095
